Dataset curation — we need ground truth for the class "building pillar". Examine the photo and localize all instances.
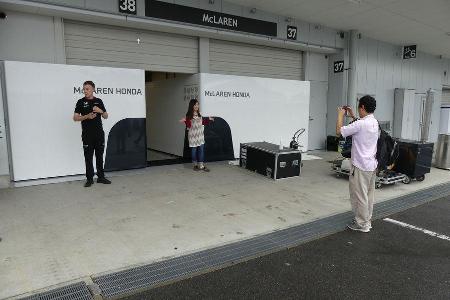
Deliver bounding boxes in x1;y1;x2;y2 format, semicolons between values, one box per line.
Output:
347;30;358;110
0;63;11;187
199;37;209;73
53;17;66;64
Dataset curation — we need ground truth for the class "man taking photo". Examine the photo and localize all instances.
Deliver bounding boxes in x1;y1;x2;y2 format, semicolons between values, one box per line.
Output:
336;96;378;232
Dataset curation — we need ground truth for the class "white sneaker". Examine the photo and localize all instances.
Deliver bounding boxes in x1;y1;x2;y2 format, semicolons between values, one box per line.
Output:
347;221;370;233
351;219;372;230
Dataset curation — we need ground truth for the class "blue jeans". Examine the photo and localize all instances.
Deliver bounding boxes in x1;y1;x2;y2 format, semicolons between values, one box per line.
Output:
191;144;205;163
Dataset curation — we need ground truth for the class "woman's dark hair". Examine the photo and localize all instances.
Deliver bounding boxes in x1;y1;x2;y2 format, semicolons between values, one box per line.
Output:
358;95;376;113
186;99;201;120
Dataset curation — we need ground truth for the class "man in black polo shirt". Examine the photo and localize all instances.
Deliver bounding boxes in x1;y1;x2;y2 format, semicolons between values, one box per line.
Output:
73;81;111;187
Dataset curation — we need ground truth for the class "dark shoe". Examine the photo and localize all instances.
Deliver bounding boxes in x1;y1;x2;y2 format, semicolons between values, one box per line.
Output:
193;166;200;171
84;180;94;187
97;177;111;184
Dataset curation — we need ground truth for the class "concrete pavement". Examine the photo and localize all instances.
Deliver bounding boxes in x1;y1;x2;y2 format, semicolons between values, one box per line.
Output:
125;197;450;299
0;151;449;299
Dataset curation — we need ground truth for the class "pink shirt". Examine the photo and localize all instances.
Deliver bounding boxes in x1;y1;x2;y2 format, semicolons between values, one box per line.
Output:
341;114;379;171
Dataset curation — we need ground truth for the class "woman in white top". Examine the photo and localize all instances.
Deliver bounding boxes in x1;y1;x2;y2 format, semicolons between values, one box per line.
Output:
180;99;214;171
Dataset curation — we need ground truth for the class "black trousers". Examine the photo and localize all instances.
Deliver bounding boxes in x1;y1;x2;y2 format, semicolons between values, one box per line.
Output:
82;132;105;180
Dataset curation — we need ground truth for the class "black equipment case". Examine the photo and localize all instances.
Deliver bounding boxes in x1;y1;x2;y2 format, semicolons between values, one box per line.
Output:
393;139;434;180
240;142;302;180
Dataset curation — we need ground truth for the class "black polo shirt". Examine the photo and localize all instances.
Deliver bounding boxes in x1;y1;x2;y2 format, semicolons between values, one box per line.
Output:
74;97;107;135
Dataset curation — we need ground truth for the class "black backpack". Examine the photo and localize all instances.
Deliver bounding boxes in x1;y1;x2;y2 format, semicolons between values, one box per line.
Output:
376;128;398;171
340;118;357;159
341;136;352;159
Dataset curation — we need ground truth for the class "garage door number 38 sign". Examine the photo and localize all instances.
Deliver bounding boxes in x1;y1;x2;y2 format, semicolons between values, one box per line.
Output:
119;0;136;14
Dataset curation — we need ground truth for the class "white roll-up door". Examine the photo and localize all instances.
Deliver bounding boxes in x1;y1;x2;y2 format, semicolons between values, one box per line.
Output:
64;21;199;73
442;89;450;105
209;39;303;80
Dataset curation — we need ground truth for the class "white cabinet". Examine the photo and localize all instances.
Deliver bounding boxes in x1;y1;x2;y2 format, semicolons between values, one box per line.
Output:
439;106;450;134
393;88;422;140
393;88;435;141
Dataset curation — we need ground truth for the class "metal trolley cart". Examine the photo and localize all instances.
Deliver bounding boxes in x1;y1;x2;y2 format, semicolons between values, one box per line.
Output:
331;158;410;189
331;159;351;177
375;169;410;189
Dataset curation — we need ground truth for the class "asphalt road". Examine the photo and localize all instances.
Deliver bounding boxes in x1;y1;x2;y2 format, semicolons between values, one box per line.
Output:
123;197;450;300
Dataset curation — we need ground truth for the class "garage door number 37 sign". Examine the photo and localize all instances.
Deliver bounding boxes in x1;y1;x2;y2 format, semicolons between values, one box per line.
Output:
287;25;297;40
119;0;136;14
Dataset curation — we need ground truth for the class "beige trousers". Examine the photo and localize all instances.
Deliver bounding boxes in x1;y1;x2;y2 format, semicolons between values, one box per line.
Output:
349;165;376;227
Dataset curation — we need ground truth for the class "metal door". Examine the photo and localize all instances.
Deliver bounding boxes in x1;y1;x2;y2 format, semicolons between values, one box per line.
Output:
308;81;328;150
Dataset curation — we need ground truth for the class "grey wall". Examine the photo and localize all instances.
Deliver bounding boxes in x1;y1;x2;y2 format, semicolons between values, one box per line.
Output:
355;37;448;142
18;0;137;14
327;35;450;143
64;21;199;73
17;0;344;49
327;50;348;136
209;39;303;80
304;52;328;82
0;10;65;63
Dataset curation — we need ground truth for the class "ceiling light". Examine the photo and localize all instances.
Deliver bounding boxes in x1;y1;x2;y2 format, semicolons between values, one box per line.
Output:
208;0;215;4
285;17;292;23
347;0;361;4
446;32;450;36
250;8;256;14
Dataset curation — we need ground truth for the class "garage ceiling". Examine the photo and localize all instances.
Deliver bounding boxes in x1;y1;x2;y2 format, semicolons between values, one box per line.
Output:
226;0;450;57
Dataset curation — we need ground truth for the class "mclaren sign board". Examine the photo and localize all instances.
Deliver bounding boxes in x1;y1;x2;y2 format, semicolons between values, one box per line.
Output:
145;0;277;37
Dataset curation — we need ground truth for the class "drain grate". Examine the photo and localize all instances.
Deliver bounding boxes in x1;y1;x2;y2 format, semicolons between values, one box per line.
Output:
93;183;450;299
19;282;93;300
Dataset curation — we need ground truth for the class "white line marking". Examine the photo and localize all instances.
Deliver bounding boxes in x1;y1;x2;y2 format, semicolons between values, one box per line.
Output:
383;218;450;242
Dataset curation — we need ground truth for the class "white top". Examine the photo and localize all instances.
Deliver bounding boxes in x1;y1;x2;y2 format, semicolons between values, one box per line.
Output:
341;114;379;172
188;116;205;147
